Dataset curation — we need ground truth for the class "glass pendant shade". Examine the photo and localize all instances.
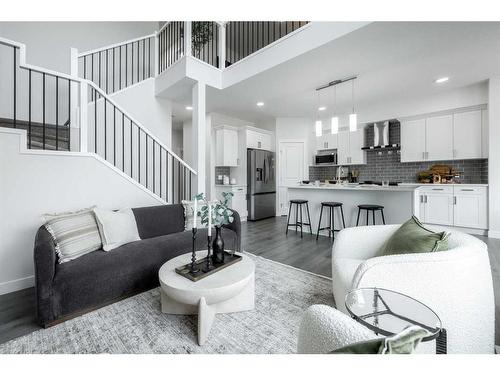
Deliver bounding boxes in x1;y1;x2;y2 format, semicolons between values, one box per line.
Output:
349;113;357;132
315;120;322;137
331;117;339;134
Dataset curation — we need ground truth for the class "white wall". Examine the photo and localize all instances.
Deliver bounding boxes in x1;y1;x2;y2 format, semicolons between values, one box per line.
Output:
0;22;157;74
171;128;183;158
111;78;173;147
0;129;163;295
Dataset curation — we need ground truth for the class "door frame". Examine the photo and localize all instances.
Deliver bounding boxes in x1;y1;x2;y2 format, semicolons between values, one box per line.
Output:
277;139;307;216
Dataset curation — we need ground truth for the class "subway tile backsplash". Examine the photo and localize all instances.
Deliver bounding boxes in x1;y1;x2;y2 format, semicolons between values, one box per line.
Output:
309;122;488;184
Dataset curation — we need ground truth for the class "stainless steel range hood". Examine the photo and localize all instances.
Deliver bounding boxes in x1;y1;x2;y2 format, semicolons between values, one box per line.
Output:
361;120;400;150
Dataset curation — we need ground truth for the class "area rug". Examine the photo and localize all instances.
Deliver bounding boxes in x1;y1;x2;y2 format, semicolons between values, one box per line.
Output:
0;254;334;354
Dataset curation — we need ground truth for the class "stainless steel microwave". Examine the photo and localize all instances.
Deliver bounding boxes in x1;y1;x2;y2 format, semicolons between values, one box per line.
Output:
315;152;337;165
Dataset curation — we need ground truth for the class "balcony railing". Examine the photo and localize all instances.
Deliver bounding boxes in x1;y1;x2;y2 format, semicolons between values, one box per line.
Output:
157;21;185;75
225;21;308;66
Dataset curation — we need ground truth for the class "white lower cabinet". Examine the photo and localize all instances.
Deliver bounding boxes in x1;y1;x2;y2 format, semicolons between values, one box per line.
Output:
215;186;248;221
416;185;487;230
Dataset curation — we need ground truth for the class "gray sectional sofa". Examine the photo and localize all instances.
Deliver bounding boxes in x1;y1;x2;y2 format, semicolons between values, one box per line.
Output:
34;204;241;327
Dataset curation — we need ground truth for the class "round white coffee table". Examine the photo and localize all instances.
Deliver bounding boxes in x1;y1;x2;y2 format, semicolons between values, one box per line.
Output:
158;251;255;345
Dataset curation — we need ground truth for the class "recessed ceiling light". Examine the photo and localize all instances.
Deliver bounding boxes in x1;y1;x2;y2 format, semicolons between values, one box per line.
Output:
318;106;327;111
185;106;193;110
435;77;449;84
256;102;264;107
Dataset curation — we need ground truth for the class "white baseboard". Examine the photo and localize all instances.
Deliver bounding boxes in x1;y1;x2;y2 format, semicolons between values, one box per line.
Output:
0;275;34;295
488;230;500;239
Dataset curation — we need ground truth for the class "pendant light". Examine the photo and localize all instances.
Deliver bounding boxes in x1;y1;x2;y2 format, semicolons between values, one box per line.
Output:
315;91;322;137
349;79;357;132
331;86;339;134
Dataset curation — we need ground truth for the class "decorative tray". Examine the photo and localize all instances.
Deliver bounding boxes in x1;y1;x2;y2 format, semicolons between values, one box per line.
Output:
175;252;242;282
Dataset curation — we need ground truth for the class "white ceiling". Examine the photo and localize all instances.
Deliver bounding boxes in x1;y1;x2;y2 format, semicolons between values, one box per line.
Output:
172;22;500;124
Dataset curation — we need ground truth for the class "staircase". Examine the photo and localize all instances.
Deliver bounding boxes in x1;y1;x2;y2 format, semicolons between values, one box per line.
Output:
0;36;196;204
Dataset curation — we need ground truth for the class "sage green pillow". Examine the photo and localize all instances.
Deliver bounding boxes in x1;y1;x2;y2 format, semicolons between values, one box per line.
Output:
380;216;449;256
330;338;385;354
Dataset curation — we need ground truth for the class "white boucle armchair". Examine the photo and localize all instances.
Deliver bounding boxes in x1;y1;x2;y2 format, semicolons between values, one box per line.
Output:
330;224;495;354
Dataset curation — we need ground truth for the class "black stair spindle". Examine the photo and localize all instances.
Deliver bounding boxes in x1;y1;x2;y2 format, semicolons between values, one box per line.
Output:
104;98;107;160
13;47;16;128
142;39;145;81
113;106;116;165
68;79;71;151
130;118;133;177
28;70;32;148
153;141;156;194
56;76;59;150
42;73;46;149
91;54;94;100
106;49;109;93
166;153;169;202
94;88;98;153
113;48;115;93
160;148;163;199
146;134;149;188
138;127;141;184
122;113;125;171
136;41;139;83
126;44;128;87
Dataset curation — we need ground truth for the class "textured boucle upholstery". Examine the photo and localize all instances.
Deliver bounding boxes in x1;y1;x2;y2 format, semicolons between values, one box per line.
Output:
331;225;495;354
297;305;376;353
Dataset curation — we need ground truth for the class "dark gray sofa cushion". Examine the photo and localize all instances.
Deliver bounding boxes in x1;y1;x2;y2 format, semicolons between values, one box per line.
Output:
132;204;185;239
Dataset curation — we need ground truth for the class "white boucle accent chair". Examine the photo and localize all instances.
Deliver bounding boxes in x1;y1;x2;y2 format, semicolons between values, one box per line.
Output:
297;305;378;353
327;225;495;354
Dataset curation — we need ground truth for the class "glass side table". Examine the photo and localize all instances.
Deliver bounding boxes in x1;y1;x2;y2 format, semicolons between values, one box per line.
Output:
345;287;447;354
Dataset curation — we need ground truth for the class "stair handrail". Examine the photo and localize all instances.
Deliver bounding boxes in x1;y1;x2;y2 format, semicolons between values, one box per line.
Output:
84;78;196;175
0;36;80;82
0;36;195;175
77;33;157;58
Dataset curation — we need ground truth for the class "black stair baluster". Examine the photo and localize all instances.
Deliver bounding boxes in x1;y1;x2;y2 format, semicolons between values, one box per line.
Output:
136;41;139;83
130;119;133;177
146;134;149;188
122;113;125;172
56;76;59;150
138;127;141;184
153;141;156;194
166;153;169;202
42;73;46;149
13;47;16;128
68;79;71;151
104;98;107;160
113;106;116;165
126;44;128;87
106;49;109;93
28;70;32;148
142;39;145;81
113;48;115;93
94;88;97;153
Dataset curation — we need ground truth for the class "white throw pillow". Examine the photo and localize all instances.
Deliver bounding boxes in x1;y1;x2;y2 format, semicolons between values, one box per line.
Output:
93;208;141;251
44;206;102;263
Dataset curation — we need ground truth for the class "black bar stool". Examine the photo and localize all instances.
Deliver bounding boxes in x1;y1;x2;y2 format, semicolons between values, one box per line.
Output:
316;202;346;240
356;204;386;226
286;200;312;238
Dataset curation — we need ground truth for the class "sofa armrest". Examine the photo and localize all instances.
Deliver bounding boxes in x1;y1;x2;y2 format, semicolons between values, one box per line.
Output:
34;225;56;326
332;225;401;260
297;305;376;354
223;209;241;252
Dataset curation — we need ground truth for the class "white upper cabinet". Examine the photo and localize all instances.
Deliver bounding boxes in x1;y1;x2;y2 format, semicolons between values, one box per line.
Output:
348;128;365;165
315;133;338;151
247;129;272;151
400;107;487;163
215;127;239;167
425;114;453;161
481;108;488;158
336;128;365;165
401;119;426;162
453;110;482;160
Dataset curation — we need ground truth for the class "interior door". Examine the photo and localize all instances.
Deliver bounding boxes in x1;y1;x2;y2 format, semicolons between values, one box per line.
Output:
279;141;305;215
426;115;453;161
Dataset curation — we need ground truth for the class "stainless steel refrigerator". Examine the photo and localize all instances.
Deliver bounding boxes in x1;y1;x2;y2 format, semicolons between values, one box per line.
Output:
247;149;276;221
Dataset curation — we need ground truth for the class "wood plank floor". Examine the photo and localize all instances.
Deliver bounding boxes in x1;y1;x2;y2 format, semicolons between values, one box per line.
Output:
0;216;498;346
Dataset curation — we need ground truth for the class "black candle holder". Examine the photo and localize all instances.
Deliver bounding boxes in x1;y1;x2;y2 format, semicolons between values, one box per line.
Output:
190;227;200;274
204;233;212;272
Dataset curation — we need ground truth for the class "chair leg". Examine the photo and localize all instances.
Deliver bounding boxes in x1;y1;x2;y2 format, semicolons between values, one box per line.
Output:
316;205;323;240
286;202;292;235
300;204;303;238
340;205;346;229
356;208;361;226
366;210;369;226
295;203;299;235
305;203;313;235
381;209;386;225
372;210;376;225
332;207;336;240
328;207;332;238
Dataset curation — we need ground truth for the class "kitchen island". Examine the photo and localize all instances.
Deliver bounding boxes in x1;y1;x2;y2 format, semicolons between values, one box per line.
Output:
287;184;419;235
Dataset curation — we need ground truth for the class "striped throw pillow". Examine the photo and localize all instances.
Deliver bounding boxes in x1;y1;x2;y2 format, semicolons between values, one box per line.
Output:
44;207;103;263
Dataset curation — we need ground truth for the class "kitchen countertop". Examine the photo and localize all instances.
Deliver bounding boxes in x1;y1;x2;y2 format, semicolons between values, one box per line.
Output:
398;183;488;187
289;184;417;192
215;184;246;188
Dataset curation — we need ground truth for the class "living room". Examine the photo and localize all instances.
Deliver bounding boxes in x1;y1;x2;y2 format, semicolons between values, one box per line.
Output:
1;0;499;374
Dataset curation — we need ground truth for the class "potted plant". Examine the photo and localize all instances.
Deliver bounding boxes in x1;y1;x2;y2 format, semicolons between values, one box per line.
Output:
196;192;234;264
191;22;213;55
